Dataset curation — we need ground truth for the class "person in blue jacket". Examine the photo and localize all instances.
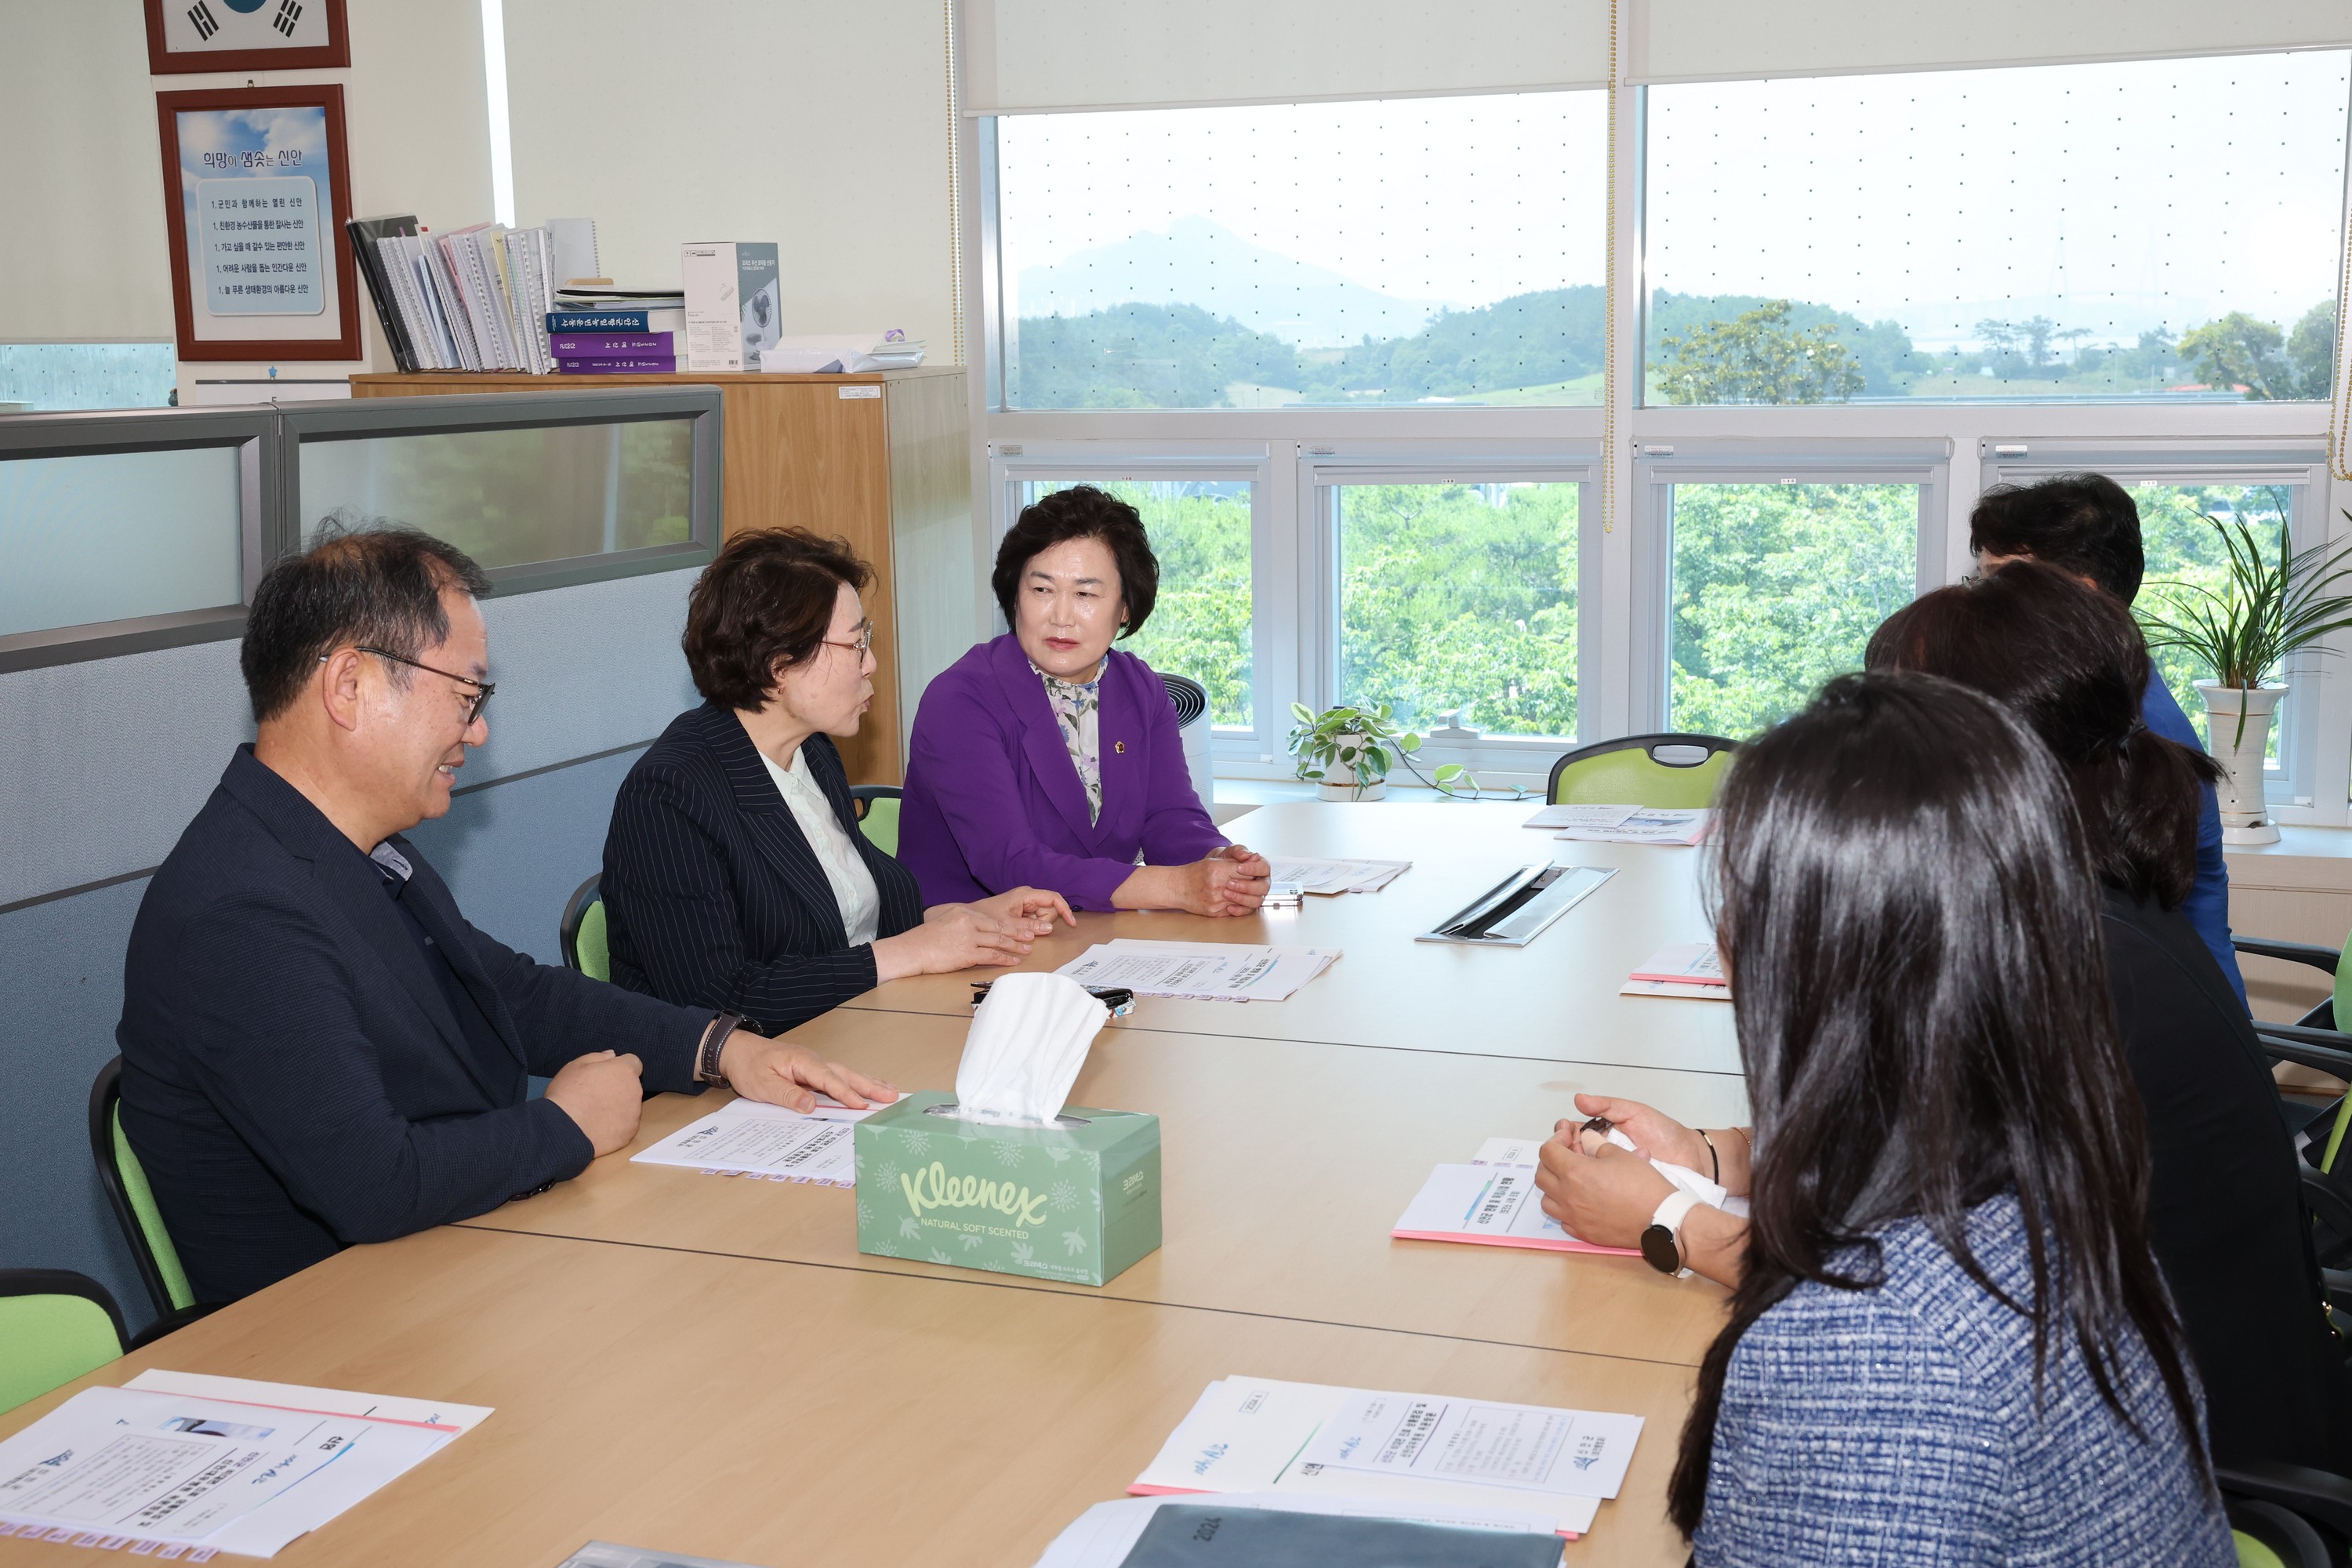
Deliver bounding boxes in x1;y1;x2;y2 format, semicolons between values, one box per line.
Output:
1969;471;2245;1005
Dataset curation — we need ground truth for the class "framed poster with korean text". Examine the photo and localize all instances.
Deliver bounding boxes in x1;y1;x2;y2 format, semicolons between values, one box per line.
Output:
144;0;349;74
155;85;361;362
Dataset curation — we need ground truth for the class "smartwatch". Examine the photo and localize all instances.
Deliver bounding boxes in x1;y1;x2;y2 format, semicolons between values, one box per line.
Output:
1640;1190;1702;1277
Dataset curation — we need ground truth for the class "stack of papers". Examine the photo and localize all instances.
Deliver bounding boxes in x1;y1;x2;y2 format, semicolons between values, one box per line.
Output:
1057;941;1339;1003
1263;857;1410;895
1621;942;1730;1001
1524;804;1712;845
1392;1146;1637;1258
630;1096;876;1186
0;1371;489;1558
1128;1376;1642;1540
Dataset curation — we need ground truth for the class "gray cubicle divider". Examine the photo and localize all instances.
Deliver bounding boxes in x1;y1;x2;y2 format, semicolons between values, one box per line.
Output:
0;394;715;1330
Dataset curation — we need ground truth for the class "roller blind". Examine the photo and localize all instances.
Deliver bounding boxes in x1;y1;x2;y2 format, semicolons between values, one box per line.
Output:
964;0;1614;115
1632;0;2352;85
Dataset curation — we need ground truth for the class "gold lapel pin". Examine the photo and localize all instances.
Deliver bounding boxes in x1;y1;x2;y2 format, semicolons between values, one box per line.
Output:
1113;741;1127;753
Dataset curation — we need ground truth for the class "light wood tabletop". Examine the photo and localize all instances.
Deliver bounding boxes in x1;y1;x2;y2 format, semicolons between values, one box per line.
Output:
459;1014;1743;1365
844;801;1741;1076
0;1226;1699;1567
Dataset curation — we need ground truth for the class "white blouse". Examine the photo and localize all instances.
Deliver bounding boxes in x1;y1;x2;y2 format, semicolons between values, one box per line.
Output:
759;743;881;946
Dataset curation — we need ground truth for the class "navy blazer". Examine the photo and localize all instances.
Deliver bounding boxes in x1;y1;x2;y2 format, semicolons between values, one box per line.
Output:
601;703;923;1036
117;746;709;1305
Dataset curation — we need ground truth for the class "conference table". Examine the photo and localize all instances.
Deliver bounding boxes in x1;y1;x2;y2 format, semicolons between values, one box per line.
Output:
2;802;1745;1568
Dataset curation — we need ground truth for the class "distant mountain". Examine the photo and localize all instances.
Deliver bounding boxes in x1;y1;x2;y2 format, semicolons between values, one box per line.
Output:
1014;216;1446;349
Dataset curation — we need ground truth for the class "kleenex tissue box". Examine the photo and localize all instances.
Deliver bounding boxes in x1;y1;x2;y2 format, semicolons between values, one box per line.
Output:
854;1091;1161;1287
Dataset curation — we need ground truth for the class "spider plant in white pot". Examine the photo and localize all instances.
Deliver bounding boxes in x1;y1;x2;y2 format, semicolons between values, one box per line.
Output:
2137;509;2352;846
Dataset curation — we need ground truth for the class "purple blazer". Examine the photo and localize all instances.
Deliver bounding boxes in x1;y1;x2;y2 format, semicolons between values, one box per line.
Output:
899;635;1225;910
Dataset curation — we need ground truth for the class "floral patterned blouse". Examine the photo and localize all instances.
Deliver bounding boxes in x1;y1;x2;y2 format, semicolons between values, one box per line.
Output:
1034;658;1104;824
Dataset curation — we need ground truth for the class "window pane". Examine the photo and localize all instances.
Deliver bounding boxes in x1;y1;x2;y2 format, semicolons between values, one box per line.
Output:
997;93;1606;408
2132;482;2295;768
1646;52;2350;405
0;446;242;636
1669;483;1916;735
1337;483;1579;740
299;419;695;568
0;343;177;412
1021;479;1253;726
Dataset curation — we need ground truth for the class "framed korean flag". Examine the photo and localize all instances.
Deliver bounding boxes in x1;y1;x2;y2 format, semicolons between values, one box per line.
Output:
145;0;348;74
155;85;362;361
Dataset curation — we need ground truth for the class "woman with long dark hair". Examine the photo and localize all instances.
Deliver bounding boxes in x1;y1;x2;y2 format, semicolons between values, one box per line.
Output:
1664;672;2228;1560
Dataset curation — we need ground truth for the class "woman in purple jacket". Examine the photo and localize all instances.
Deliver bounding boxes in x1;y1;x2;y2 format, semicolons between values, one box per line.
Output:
900;486;1272;915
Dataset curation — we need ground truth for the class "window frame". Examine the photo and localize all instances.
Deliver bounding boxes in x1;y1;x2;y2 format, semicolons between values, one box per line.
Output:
1979;437;2352;824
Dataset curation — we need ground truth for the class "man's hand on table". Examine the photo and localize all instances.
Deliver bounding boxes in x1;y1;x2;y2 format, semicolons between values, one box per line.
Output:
720;1030;898;1113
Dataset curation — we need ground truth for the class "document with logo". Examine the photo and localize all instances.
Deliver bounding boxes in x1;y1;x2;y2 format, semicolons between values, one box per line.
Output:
0;1381;474;1556
1390;1163;1637;1257
1056;941;1340;1003
1519;803;1640;831
1553;808;1711;846
1262;857;1411;895
630;1096;875;1185
1128;1377;1611;1537
1297;1388;1641;1501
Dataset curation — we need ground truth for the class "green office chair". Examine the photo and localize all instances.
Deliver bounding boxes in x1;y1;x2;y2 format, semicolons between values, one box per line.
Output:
850;785;903;857
89;1057;210;1334
561;873;609;982
0;1270;126;1414
1546;732;1737;808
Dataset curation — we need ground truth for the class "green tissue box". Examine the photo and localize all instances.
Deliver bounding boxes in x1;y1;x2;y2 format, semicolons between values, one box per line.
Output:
853;1091;1162;1287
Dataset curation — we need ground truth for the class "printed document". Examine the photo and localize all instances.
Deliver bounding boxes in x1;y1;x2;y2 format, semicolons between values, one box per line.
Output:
1263;857;1411;895
1461;1135;1748;1218
1520;803;1639;831
1298;1388;1641;1501
1553;808;1711;846
1056;940;1339;1003
630;1096;873;1185
1130;1377;1615;1536
0;1381;476;1557
1032;1493;1560;1568
1391;1164;1635;1257
1623;942;1729;999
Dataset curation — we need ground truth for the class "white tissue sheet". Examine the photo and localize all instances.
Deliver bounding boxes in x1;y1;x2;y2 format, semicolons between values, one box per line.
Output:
953;971;1110;1124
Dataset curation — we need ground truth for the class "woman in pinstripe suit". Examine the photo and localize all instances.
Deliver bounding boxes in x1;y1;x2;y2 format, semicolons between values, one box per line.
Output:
601;529;1073;1037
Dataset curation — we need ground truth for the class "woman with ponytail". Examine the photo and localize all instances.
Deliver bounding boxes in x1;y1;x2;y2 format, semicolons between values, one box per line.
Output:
1664;671;2229;1562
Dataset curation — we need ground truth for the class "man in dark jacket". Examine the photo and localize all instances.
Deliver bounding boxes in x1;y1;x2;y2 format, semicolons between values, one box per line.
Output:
117;526;892;1305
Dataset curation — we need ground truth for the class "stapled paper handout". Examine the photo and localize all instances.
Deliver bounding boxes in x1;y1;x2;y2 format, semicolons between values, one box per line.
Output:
953;971;1109;1123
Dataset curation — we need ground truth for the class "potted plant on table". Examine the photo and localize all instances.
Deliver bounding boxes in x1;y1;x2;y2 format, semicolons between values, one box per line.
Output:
2137;509;2352;846
1287;702;1492;800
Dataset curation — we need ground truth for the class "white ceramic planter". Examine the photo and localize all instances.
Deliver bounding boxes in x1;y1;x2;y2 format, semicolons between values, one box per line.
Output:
1313;732;1388;801
2196;681;2286;846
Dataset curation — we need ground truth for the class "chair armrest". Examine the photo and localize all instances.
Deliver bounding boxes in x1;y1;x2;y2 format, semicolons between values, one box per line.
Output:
2253;1024;2352;1080
2236;937;2343;975
2324;1269;2352;1313
127;1301;220;1351
2216;1460;2352;1539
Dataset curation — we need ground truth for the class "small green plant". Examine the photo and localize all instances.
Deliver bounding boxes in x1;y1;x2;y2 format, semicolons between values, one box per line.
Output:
2136;507;2352;746
1286;702;1510;799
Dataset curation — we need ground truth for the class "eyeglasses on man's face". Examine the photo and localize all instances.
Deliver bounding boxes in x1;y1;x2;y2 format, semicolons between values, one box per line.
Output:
326;646;496;724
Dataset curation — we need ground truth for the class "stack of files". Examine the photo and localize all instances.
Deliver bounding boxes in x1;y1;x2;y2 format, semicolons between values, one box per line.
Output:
0;1369;489;1557
1035;1494;1566;1567
1125;1376;1643;1541
1621;941;1730;1001
548;289;688;373
757;331;927;373
1055;939;1338;1003
348;218;563;375
1523;803;1712;846
629;1095;874;1185
1263;856;1410;895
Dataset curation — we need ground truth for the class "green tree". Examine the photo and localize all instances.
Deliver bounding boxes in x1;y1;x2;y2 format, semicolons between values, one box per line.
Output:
1011;303;1301;408
1668;484;1917;736
1650;292;1917;397
1337;484;1579;737
2177;301;2338;400
1308;287;1608;401
1657;301;1867;405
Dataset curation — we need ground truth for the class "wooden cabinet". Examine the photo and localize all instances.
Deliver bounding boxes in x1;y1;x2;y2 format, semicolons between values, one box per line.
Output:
350;367;974;784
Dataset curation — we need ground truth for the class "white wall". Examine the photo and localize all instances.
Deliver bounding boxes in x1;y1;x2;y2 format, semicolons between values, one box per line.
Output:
503;0;957;354
0;0;495;392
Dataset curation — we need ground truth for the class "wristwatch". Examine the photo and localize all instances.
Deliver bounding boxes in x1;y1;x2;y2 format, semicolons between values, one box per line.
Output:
1640;1190;1702;1277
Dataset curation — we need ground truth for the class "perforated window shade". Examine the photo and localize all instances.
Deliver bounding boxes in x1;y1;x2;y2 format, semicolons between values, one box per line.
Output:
965;0;1613;114
1632;0;2352;84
